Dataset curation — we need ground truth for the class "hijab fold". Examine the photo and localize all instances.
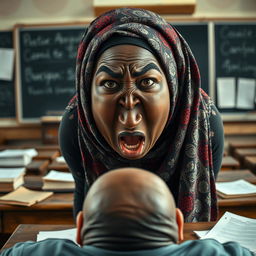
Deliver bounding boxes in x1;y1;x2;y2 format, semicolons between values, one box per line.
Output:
68;8;217;222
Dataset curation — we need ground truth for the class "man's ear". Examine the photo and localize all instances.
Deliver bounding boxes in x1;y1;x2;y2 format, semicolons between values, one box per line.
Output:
176;208;184;242
76;211;83;246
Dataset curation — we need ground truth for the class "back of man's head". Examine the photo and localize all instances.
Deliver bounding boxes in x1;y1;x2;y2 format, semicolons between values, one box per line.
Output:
78;167;183;251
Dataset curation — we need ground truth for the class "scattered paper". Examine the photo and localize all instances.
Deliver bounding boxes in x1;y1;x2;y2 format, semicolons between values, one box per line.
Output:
0;48;14;81
43;170;74;182
194;230;209;238
202;212;256;254
236;78;256;109
37;228;77;243
55;156;66;163
216;179;256;197
217;77;236;108
0;148;38;158
0;167;25;180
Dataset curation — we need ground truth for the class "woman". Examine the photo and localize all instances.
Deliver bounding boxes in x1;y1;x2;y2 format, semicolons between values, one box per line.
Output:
59;8;224;222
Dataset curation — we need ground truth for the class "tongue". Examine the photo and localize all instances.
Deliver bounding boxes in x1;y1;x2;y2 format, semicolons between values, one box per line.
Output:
122;136;140;145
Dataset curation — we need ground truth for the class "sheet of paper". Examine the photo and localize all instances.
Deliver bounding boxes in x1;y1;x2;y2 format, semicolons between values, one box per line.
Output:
216;179;256;195
236;78;256;109
217;77;236;108
43;170;74;182
55;156;66;163
202;212;256;254
37;228;77;243
194;230;209;238
0;48;14;81
0;148;38;158
0;167;25;179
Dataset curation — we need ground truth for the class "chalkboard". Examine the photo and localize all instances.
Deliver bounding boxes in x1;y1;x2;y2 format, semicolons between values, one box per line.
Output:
16;25;85;122
0;31;16;118
174;23;209;94
215;23;256;112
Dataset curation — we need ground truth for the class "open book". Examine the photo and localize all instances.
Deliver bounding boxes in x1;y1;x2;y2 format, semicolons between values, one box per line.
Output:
216;179;256;198
0;167;25;192
0;149;38;167
0;186;53;206
42;170;74;191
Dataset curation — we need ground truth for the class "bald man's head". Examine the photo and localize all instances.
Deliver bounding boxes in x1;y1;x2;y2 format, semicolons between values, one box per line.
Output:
78;168;182;250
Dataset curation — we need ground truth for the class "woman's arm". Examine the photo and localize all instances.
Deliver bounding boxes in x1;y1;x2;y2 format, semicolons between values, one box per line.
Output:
59;107;87;217
209;104;224;178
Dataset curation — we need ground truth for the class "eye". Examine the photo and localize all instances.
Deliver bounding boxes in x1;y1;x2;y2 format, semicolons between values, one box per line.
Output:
139;78;156;89
100;80;119;90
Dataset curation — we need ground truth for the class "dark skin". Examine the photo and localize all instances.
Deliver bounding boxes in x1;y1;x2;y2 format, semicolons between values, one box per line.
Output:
91;45;170;160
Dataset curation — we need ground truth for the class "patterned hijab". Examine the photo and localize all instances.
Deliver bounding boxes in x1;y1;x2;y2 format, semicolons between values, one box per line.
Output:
70;8;217;222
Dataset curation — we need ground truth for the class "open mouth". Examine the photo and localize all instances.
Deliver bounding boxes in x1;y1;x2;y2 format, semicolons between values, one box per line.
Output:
118;132;145;157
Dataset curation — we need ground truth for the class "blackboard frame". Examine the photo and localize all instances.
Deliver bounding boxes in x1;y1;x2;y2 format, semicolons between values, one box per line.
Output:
0;29;16;123
14;22;88;124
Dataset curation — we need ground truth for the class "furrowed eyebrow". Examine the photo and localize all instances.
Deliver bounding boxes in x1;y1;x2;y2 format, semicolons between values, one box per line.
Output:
132;63;162;77
95;63;162;79
95;66;122;79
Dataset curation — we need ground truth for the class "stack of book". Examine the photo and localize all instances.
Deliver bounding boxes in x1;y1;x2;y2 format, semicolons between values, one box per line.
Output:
216;179;256;199
0;149;38;167
42;170;75;192
0;167;25;192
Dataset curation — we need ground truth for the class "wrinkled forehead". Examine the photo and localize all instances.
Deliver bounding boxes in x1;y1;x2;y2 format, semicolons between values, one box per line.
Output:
97;44;160;66
94;44;163;74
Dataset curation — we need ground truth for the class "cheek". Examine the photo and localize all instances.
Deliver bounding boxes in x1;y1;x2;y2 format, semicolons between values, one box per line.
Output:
144;92;170;137
92;95;117;136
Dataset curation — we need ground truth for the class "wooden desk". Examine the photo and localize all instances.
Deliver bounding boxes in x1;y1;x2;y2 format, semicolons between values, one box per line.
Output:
244;156;256;174
1;222;216;250
221;156;240;170
233;148;256;167
217;169;256;219
216;169;256;184
47;160;69;172
218;196;256;219
33;150;60;161
229;140;256;155
0;193;74;234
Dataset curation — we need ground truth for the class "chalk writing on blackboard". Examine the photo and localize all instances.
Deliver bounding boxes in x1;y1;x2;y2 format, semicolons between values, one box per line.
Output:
17;26;84;120
215;23;256;111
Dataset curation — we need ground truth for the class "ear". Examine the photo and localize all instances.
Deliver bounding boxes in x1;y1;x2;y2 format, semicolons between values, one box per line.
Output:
76;211;83;246
176;208;184;242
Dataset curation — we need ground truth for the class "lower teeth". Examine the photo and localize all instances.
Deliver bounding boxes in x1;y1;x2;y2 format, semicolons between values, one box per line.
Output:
124;143;139;150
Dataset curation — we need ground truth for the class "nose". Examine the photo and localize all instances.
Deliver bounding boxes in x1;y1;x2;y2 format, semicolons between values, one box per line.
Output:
119;89;140;110
118;91;142;128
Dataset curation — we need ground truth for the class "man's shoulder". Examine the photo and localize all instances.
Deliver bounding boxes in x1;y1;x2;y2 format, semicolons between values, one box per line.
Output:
176;239;253;256
1;239;87;256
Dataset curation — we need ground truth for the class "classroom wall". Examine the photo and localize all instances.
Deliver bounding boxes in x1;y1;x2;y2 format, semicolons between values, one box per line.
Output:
0;0;256;29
